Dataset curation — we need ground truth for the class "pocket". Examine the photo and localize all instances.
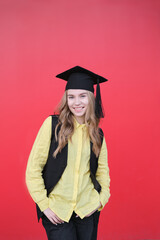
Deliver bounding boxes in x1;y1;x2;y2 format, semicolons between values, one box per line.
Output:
42;215;64;228
42;214;50;222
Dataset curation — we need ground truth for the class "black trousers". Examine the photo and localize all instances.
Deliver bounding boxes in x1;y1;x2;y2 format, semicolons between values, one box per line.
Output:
41;211;100;240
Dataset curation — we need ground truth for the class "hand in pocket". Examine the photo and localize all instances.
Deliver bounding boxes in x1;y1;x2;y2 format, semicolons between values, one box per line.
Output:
43;208;64;225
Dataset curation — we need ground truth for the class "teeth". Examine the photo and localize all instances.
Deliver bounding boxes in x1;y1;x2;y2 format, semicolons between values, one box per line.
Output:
74;107;84;111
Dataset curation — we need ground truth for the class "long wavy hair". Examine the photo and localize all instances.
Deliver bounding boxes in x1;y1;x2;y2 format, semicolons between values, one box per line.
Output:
53;90;103;158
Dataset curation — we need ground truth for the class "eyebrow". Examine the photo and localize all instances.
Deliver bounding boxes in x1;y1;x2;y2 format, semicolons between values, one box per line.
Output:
67;93;87;96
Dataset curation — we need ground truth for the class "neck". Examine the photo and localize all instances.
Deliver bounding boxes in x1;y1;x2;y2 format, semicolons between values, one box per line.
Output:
74;116;85;124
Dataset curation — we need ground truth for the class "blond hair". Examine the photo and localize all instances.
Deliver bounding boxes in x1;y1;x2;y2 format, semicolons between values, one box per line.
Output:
53;90;102;158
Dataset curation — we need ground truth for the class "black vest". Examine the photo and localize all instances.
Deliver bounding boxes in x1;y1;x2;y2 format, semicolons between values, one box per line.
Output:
36;115;103;221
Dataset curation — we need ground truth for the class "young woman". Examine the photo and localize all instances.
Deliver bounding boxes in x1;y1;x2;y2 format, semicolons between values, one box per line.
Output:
26;66;110;240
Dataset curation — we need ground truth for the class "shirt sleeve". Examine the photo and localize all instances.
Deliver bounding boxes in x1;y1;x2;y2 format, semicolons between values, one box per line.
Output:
96;136;111;211
25;116;52;212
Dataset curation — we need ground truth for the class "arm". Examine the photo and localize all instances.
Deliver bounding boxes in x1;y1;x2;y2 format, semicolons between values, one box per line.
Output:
26;116;66;224
25;116;52;212
96;136;111;211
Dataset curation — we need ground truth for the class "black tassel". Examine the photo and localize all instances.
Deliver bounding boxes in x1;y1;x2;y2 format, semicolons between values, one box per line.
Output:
95;78;104;118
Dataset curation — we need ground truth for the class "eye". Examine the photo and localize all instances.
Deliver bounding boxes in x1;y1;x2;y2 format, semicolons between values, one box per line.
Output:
68;96;74;99
80;94;86;98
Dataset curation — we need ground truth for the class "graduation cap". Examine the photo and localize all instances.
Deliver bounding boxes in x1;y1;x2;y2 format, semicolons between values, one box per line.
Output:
56;66;108;118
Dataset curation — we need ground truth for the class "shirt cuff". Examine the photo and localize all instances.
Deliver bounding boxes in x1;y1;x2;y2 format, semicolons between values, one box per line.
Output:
37;198;49;212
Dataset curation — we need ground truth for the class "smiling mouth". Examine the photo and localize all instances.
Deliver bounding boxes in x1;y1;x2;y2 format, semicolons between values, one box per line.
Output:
73;107;84;111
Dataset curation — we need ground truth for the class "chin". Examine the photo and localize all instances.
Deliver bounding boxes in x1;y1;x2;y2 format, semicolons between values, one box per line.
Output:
72;110;86;117
74;112;85;116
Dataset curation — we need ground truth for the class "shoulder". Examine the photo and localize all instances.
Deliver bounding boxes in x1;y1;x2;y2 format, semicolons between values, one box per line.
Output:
49;114;59;125
40;114;58;127
40;116;52;128
39;115;59;133
50;114;59;119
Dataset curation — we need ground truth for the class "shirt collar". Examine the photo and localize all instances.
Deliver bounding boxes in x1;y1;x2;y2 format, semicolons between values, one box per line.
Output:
73;116;86;129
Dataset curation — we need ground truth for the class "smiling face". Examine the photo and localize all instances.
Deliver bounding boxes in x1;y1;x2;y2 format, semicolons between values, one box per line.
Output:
67;89;89;124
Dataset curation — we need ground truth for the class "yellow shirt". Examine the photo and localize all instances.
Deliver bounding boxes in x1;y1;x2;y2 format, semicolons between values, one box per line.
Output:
26;116;110;222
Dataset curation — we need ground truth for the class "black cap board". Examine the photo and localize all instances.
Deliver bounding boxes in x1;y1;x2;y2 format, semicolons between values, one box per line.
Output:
56;66;108;118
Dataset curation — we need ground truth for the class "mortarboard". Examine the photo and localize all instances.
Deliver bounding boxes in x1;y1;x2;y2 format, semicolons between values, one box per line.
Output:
56;66;108;118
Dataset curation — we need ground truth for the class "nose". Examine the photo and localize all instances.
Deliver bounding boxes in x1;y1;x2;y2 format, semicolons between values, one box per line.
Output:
74;96;81;105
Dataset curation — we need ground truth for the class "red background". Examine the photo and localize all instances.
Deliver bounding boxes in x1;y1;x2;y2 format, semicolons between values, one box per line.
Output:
0;0;160;239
